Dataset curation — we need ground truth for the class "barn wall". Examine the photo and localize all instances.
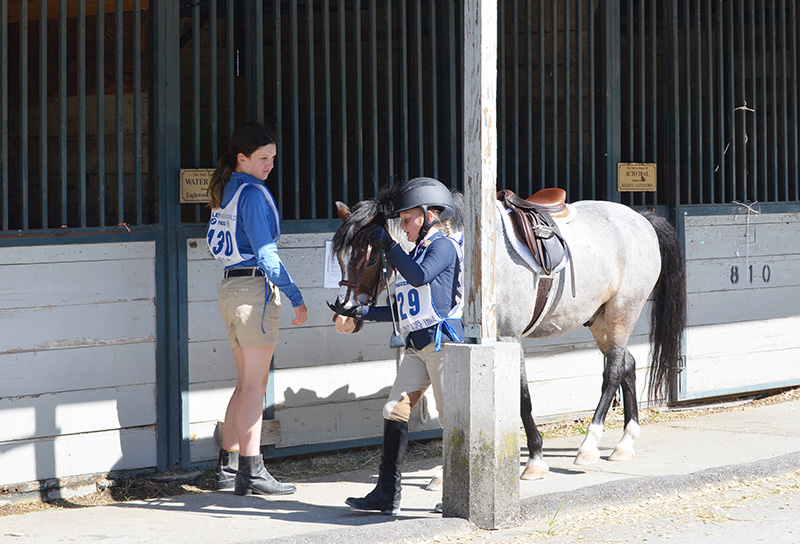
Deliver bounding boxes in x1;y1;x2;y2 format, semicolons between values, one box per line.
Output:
0;242;158;487
682;210;800;399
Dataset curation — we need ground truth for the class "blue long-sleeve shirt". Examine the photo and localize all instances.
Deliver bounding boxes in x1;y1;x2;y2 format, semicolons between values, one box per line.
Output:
362;231;464;350
222;172;304;307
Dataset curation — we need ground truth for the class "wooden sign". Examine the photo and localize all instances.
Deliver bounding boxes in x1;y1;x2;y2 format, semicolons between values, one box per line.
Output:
617;163;657;192
180;169;214;204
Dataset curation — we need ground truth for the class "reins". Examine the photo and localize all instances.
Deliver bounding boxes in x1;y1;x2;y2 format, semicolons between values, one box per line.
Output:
338;232;383;306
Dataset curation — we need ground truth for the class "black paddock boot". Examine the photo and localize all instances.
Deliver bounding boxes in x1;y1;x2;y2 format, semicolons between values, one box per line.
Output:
215;449;239;490
235;455;296;496
346;419;409;515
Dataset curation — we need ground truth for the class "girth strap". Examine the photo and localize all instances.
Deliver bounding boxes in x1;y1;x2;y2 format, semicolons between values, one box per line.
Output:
525;276;553;334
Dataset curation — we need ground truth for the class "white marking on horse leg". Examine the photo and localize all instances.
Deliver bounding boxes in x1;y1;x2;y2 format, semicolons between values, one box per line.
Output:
425;466;443;491
609;420;641;462
574;423;603;466
520;455;549;480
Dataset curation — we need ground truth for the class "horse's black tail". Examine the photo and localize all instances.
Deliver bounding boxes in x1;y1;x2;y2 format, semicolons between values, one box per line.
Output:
643;212;686;403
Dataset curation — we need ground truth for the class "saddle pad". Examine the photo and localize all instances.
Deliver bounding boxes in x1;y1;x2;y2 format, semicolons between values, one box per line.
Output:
496;200;571;274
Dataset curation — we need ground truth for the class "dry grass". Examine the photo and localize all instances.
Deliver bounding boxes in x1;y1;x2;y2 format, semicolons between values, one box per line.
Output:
2;386;797;518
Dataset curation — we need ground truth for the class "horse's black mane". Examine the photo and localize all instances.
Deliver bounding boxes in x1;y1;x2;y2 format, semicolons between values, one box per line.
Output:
331;184;465;253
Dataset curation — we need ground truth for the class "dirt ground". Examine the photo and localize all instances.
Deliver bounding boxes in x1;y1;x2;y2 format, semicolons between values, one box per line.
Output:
2;386;798;518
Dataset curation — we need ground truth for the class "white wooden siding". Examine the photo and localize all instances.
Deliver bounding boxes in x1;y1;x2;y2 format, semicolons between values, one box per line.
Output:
0;242;158;487
683;212;800;398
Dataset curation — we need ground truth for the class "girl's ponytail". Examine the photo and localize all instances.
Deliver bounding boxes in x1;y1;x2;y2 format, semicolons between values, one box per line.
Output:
207;153;234;209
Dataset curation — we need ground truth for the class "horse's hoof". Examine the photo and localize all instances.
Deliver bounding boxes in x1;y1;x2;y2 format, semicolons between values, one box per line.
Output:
520;464;548;480
608;447;635;462
425;475;443;491
574;451;600;466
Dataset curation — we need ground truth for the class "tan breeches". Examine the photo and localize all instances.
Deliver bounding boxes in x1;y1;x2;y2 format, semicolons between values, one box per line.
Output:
382;343;445;424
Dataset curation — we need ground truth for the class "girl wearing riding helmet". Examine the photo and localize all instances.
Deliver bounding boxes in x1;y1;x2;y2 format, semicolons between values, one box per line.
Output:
206;121;307;496
332;177;464;515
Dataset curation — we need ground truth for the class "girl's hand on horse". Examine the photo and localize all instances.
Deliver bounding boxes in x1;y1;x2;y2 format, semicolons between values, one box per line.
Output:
292;303;308;326
363;225;394;250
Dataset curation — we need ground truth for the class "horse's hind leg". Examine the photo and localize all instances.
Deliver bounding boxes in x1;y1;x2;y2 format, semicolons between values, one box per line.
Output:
516;341;549;480
608;349;640;461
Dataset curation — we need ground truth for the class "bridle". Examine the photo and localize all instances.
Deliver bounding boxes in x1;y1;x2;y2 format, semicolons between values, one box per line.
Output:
338;229;384;306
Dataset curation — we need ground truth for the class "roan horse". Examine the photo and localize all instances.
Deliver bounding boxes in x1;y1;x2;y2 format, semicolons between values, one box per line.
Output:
330;186;685;480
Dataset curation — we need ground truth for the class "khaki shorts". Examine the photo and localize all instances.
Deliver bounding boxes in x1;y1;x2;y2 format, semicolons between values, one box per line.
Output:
218;276;281;349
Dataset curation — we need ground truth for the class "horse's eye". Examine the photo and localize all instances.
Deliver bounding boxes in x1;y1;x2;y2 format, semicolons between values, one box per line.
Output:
367;257;378;266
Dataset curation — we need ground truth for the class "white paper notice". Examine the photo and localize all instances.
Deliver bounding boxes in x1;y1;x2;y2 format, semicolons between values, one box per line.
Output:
324;240;343;289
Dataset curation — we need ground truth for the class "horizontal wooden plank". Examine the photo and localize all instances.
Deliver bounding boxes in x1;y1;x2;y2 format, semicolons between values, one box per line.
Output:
188;340;236;384
684;213;800;260
186;233;334;261
0;241;155;266
687;255;800;294
0;384;156;442
187;383;235;423
0;301;156;355
0;259;156;310
687;284;800;326
0;427;156;485
273;322;400;369
686;317;800;359
685;348;800;395
272;359;398;408
0;342;156;398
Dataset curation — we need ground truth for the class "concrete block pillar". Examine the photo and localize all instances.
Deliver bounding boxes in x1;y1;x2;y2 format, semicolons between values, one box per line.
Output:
442;342;521;529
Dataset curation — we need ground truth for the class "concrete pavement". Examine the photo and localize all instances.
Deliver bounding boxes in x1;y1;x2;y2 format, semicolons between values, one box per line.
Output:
2;399;799;544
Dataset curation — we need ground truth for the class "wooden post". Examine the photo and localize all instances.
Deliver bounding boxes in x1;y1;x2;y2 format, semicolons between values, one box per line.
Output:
442;0;520;530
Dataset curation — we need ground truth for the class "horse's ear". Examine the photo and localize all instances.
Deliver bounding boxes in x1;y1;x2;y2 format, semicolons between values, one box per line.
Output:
335;201;351;222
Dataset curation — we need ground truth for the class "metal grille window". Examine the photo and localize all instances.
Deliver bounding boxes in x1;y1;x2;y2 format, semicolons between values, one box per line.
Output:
669;0;800;205
179;1;463;224
0;0;152;232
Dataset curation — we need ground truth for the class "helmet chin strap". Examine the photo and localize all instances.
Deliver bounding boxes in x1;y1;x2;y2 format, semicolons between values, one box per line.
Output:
415;206;440;248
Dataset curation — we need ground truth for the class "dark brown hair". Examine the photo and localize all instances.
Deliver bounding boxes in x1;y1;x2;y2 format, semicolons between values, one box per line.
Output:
207;122;276;209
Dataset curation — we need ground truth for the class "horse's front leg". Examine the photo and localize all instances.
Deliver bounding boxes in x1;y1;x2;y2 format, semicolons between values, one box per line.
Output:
608;349;640;461
574;346;626;466
514;340;549;480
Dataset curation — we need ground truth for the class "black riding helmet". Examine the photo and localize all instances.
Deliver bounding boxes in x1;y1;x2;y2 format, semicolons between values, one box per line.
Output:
390;177;455;244
390;177;455;220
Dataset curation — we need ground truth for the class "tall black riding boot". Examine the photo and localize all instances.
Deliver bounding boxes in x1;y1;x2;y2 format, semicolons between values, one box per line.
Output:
346;419;409;515
235;455;296;496
215;448;239;490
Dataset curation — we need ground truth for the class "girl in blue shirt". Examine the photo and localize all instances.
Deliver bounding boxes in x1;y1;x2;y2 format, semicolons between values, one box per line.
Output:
207;122;307;496
332;178;464;515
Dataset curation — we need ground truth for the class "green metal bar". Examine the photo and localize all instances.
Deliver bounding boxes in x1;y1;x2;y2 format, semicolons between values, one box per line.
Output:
429;0;438;179
79;0;86;226
60;0;67;224
760;0;768;201
576;0;583;201
255;3;265;125
134;0;142;224
537;0;544;189
589;0;596;199
227;0;234;142
791;0;799;200
193;2;200;170
355;0;364;200
414;0;422;176
20;0;28;229
780;0;789;200
0;0;6;230
564;0;570;198
98;0;106;226
707;0;716;203
726;0;735;202
749;0;757;202
695;1;703;203
684;0;692;203
510;0;519;193
39;0;48;228
446;0;456;187
210;0;218;163
116;0;124;223
497;0;504;189
400;2;408;180
600;0;621;203
323;1;333;213
716;0;724;204
651;0;657;205
272;1;282;207
551;3;558;187
770;0;778;200
738;0;747;202
290;0;299;218
339;0;348;199
370;0;379;193
525;0;532;195
307;0;317;218
386;3;395;183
